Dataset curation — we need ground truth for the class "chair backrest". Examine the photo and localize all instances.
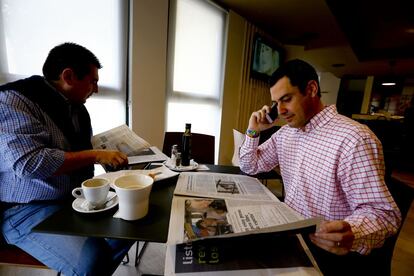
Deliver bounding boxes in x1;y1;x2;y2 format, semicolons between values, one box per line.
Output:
232;129;245;166
0;203;50;270
369;176;414;275
162;132;215;164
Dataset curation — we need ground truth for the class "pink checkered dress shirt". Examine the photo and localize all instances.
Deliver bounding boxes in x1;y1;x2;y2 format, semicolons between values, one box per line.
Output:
240;105;401;254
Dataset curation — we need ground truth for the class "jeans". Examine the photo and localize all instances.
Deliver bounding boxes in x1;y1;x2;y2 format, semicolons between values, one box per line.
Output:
1;202;134;276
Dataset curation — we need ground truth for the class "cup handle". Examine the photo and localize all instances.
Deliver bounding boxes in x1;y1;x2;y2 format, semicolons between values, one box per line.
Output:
72;187;84;198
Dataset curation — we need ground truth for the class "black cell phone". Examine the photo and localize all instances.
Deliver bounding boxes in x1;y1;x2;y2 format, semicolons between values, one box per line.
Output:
266;103;278;123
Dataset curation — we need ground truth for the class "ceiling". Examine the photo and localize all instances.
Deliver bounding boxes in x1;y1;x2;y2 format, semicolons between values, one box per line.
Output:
214;0;414;79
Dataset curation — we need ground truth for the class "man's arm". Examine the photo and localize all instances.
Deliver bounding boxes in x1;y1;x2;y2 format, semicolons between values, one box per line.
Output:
1;92;128;178
54;150;128;175
239;105;280;175
311;135;401;255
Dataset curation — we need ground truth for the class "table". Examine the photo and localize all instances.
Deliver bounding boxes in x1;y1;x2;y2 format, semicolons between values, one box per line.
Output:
33;164;318;273
33;164;280;243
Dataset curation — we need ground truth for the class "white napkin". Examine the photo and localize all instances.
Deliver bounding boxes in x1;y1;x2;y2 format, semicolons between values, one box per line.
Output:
95;165;179;189
196;164;210;171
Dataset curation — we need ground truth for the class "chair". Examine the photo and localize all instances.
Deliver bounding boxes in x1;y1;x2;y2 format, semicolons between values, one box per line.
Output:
0;241;61;275
368;176;414;275
231;126;281;166
231;129;245;166
162;132;215;164
0;243;45;267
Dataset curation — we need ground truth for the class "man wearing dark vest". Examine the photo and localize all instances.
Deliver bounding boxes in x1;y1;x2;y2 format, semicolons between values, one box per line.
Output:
0;42;133;275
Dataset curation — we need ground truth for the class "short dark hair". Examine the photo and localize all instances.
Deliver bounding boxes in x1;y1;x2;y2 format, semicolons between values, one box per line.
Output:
269;59;321;97
42;42;102;81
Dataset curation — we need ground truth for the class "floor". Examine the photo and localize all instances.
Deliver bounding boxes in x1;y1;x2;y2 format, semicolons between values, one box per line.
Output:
392;201;414;276
1;180;413;276
0;242;166;276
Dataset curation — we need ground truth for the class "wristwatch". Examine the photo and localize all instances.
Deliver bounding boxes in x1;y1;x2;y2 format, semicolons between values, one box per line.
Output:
246;129;260;138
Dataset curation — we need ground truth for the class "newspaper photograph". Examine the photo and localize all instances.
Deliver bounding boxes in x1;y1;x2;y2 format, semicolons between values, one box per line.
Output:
174;172;279;202
91;124;168;164
167;196;320;245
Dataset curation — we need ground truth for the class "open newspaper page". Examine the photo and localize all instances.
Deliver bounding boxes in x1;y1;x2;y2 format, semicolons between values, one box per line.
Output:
91;124;168;164
167;196;319;245
174;172;279;202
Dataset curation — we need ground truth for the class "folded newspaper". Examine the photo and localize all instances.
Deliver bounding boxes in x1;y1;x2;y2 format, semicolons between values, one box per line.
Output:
165;172;321;275
91;124;168;164
167;172;320;245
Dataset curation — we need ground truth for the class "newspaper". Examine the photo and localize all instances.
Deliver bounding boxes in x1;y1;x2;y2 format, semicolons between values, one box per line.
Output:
164;235;320;275
168;172;320;244
165;172;321;275
173;172;279;202
91;124;168;164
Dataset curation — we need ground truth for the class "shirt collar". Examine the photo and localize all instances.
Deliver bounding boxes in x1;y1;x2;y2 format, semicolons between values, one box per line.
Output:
299;105;337;133
43;78;70;105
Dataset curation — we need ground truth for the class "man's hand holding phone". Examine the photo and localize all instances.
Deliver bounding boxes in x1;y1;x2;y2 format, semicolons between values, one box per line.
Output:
266;103;278;124
248;103;279;133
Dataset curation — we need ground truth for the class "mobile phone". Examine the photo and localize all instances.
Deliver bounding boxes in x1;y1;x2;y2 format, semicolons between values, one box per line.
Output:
266;103;278;124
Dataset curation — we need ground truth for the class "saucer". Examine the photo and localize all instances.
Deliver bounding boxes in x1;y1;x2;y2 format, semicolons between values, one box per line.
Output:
163;160;199;172
72;191;118;214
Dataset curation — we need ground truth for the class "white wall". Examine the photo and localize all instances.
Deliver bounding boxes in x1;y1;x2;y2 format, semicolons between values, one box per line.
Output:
319;72;340;105
130;0;169;149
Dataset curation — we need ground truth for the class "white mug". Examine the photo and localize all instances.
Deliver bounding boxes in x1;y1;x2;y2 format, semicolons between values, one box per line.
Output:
72;178;110;208
113;174;154;221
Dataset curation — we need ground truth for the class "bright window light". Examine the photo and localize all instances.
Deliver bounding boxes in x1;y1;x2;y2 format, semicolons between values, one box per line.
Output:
0;0;127;134
172;0;225;98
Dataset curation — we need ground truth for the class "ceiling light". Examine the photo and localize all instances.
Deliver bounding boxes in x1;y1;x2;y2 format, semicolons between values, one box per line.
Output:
381;82;396;86
406;28;414;34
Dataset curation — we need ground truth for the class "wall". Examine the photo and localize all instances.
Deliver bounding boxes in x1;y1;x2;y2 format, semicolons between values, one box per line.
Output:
130;0;169;149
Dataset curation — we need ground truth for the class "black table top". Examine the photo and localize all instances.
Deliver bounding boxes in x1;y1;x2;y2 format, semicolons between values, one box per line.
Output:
32;164;281;243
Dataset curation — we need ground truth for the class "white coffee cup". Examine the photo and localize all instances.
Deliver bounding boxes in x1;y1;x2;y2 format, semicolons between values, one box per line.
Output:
113;174;154;221
72;178;110;208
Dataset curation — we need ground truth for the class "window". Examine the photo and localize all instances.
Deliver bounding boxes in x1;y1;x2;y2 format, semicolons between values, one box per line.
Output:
167;0;227;163
0;0;128;134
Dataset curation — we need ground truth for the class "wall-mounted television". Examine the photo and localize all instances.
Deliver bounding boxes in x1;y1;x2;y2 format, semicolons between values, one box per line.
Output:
250;33;283;81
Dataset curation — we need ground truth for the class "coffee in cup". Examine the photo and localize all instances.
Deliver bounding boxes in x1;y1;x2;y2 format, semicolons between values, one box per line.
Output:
72;178;110;209
113;174;154;220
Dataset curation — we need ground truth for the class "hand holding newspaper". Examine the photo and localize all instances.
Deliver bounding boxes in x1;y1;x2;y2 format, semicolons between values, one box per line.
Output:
91;124;168;164
167;172;320;245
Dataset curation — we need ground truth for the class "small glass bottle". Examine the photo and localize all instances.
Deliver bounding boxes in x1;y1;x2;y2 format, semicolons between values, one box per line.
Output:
175;152;182;167
170;144;178;166
181;123;192;166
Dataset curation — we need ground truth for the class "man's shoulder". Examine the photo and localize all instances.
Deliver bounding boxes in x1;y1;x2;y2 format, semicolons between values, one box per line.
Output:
0;89;35;105
329;113;378;142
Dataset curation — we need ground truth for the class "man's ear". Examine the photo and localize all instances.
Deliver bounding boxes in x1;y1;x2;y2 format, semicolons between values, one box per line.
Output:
307;80;319;97
61;68;75;86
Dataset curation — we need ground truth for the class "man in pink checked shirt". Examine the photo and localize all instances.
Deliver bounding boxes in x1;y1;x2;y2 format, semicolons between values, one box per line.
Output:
239;59;401;275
